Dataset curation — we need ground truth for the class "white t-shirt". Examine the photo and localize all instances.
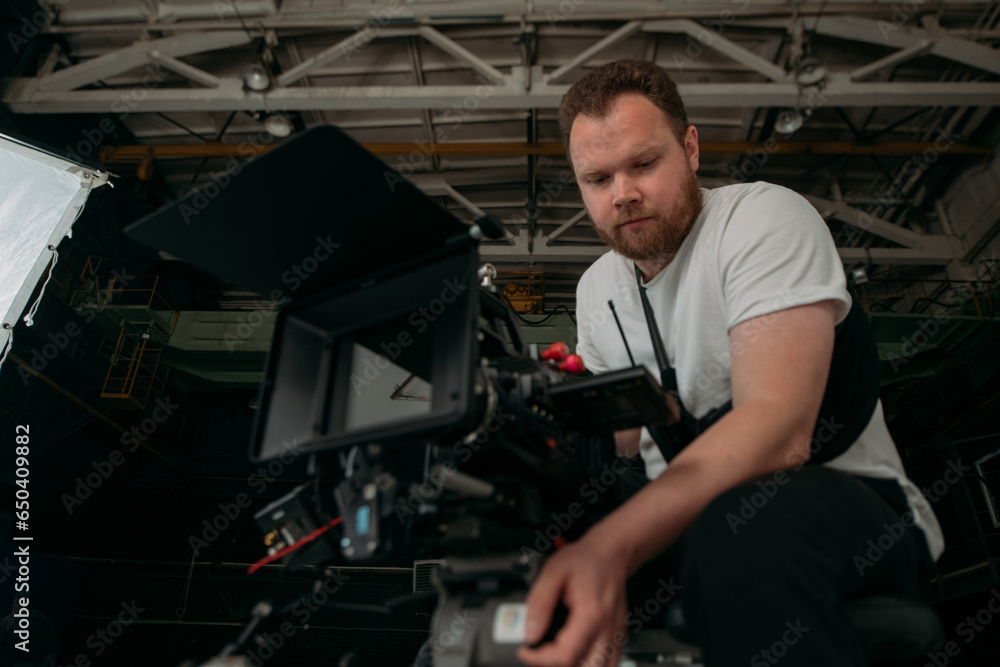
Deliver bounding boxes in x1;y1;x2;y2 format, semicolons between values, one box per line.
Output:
575;182;944;560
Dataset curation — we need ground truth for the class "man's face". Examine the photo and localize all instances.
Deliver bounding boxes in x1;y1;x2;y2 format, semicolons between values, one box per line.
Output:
569;93;703;262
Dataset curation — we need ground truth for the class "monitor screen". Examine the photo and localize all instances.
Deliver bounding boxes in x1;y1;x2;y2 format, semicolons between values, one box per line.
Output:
251;246;480;461
342;315;435;432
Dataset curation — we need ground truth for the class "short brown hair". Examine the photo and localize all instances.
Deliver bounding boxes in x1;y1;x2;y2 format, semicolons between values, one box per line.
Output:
558;59;688;159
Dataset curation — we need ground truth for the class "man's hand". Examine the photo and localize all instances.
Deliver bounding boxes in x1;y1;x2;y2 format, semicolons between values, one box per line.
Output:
518;537;629;667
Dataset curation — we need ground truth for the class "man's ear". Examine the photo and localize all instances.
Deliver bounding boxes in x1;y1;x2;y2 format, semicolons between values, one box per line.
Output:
684;125;700;172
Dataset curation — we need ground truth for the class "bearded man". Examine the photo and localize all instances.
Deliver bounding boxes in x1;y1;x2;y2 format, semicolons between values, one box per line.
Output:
517;59;943;667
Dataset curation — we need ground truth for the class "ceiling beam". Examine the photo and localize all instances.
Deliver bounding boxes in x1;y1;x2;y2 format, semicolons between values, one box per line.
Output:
35;32;251;92
44;2;1000;33
849;41;933;82
643;19;789;82
97;141;991;164
276;27;421;87
418;26;509;85
812;16;1000;77
480;231;964;265
546;20;644;84
10;77;1000;112
804;195;929;248
546;210;590;241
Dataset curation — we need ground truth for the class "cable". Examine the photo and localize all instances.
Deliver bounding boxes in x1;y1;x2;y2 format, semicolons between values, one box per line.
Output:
247;516;342;575
23;247;59;327
185;110;238;195
0;327;13;379
501;297;577;325
810;0;830;34
230;0;255;42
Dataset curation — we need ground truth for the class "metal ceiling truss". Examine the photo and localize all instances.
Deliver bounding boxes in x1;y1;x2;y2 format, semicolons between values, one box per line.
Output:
6;15;1000;113
5;1;995;287
41;1;1000;31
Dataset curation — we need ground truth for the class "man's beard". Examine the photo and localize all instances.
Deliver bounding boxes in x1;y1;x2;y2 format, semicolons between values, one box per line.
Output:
592;168;704;261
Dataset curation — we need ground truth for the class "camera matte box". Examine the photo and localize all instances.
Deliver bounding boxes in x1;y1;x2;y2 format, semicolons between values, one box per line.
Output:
125;125;482;461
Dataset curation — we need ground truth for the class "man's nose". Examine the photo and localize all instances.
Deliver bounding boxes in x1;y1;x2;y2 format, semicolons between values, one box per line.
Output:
612;175;640;207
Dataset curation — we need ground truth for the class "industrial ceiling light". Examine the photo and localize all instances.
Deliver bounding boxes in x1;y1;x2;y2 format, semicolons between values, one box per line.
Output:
850;266;869;284
795;56;827;87
264;114;294;138
775;109;806;135
242;64;270;91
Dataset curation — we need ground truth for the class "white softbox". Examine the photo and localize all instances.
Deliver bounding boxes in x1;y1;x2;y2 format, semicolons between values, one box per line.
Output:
0;133;109;377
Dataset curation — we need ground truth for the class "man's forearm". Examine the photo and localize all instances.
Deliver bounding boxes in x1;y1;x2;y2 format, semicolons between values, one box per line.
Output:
584;398;812;575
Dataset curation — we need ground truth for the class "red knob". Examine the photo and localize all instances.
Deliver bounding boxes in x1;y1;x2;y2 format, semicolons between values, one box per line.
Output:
542;342;569;361
560;354;586;374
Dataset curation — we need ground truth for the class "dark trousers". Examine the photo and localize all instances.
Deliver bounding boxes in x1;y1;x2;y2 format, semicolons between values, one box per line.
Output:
625;465;934;667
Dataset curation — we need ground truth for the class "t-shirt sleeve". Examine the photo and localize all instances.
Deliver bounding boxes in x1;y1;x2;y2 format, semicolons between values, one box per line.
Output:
718;184;850;330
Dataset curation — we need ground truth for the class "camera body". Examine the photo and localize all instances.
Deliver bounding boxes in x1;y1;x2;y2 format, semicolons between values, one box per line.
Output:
251;235;673;568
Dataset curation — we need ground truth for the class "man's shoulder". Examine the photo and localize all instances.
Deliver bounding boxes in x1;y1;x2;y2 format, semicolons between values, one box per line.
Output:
703;180;804;212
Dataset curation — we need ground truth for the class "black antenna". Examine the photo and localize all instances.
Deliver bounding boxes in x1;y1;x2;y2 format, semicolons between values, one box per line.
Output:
607;300;636;366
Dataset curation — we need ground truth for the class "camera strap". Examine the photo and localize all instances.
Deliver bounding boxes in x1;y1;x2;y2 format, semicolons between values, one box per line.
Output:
633;263;677;393
631;264;878;466
632;264;729;460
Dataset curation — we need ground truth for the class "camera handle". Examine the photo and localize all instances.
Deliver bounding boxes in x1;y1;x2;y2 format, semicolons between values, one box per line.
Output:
427;552;553;667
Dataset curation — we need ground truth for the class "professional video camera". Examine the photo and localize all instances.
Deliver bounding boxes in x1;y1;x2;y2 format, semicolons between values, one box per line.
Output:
126;126;675;667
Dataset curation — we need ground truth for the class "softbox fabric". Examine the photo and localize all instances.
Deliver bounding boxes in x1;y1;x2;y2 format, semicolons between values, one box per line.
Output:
0;134;108;377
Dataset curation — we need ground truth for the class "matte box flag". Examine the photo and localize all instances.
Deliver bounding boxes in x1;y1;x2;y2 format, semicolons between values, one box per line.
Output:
0;133;109;378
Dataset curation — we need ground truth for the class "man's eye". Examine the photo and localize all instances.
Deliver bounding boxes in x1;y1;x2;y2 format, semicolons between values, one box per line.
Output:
590;176;607;185
637;159;655;168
